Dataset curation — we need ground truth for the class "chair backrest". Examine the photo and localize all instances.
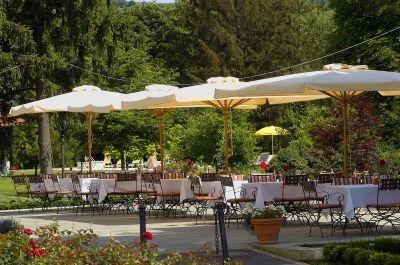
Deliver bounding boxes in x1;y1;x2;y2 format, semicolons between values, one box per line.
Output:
116;173;138;182
163;171;186;179
200;173;220;182
378;179;400;190
250;173;276;183
100;172;118;179
220;176;234;188
302;180;318;200
28;175;44;183
333;177;357;185
75;173;96;179
317;173;333;184
360;175;373;184
141;172;162;192
12;176;29;195
283;175;308;186
41;174;57;180
190;176;202;195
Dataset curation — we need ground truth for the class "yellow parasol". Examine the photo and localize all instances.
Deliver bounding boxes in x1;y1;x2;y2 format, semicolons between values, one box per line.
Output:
255;126;287;154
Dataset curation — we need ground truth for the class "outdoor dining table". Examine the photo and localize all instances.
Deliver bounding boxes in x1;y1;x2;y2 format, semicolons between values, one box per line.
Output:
323;184;400;219
241;182;332;210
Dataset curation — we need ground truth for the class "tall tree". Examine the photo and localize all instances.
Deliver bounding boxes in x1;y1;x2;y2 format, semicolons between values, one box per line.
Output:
0;8;35;169
2;0;114;173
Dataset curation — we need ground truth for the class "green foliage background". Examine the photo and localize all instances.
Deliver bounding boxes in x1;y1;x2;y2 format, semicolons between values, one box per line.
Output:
1;0;400;175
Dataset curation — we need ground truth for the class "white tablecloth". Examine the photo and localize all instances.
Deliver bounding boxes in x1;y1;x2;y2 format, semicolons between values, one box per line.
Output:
242;182;332;210
324;184;400;219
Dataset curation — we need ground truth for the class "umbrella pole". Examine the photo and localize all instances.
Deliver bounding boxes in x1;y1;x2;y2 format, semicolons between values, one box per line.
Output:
271;135;274;155
85;113;93;173
222;108;229;173
342;97;350;177
157;113;165;176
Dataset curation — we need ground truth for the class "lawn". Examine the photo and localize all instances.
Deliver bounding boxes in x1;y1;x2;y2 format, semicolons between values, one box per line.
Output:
0;177;17;202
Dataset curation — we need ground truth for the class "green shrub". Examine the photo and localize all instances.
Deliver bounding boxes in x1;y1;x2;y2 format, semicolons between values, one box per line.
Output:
323;238;400;265
324;243;347;263
343;247;365;265
371;238;400;254
354;249;371;265
369;253;391;265
384;255;400;265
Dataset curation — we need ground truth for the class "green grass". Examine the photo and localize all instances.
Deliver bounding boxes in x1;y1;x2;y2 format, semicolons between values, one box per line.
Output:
0;177;16;197
0;177;18;202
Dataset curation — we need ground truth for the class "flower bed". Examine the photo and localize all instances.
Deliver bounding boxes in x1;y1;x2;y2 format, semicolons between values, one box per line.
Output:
323;238;400;265
0;221;240;265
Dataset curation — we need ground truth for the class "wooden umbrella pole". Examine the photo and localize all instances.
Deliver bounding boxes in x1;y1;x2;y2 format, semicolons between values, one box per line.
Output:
222;107;230;173
85;112;93;173
342;96;350;177
158;113;165;175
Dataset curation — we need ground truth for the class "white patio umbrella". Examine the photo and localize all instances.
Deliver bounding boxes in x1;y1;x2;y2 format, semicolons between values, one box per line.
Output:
9;85;125;172
214;64;400;176
122;78;327;172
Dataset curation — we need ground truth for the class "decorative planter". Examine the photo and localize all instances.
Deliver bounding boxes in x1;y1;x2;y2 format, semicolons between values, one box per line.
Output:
250;217;283;244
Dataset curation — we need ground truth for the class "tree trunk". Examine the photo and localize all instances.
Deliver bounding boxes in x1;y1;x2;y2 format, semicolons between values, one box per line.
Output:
36;82;53;174
37;113;53;174
120;150;125;171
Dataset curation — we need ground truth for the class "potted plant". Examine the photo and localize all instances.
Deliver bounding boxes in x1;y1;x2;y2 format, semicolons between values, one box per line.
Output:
243;203;284;244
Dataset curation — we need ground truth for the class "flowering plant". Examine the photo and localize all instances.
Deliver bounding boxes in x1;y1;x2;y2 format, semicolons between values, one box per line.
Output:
242;203;285;220
0;221;239;265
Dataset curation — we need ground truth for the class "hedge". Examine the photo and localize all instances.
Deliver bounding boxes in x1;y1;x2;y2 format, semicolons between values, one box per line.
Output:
323;238;400;265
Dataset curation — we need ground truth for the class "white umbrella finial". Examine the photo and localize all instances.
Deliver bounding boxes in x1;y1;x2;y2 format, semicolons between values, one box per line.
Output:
73;85;101;92
323;63;369;70
207;76;240;84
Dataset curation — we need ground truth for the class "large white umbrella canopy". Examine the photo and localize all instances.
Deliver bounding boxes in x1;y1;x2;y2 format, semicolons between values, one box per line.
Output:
9;85;126;172
122;78;327;172
214;64;400;176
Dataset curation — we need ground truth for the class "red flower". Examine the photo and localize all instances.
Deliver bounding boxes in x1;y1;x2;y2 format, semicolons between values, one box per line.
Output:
186;159;193;167
260;161;268;171
143;231;153;240
25;249;32;256
283;165;289;172
29;239;36;249
24;228;32;236
32;248;46;257
379;159;386;167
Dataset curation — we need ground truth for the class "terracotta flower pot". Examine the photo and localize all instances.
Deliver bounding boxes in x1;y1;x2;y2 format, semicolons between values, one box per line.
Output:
250;218;283;244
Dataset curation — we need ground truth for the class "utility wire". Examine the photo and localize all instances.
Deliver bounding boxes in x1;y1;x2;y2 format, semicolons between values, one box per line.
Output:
240;25;400;80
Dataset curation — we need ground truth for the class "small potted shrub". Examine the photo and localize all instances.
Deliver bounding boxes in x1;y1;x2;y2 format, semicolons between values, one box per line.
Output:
243;203;284;244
